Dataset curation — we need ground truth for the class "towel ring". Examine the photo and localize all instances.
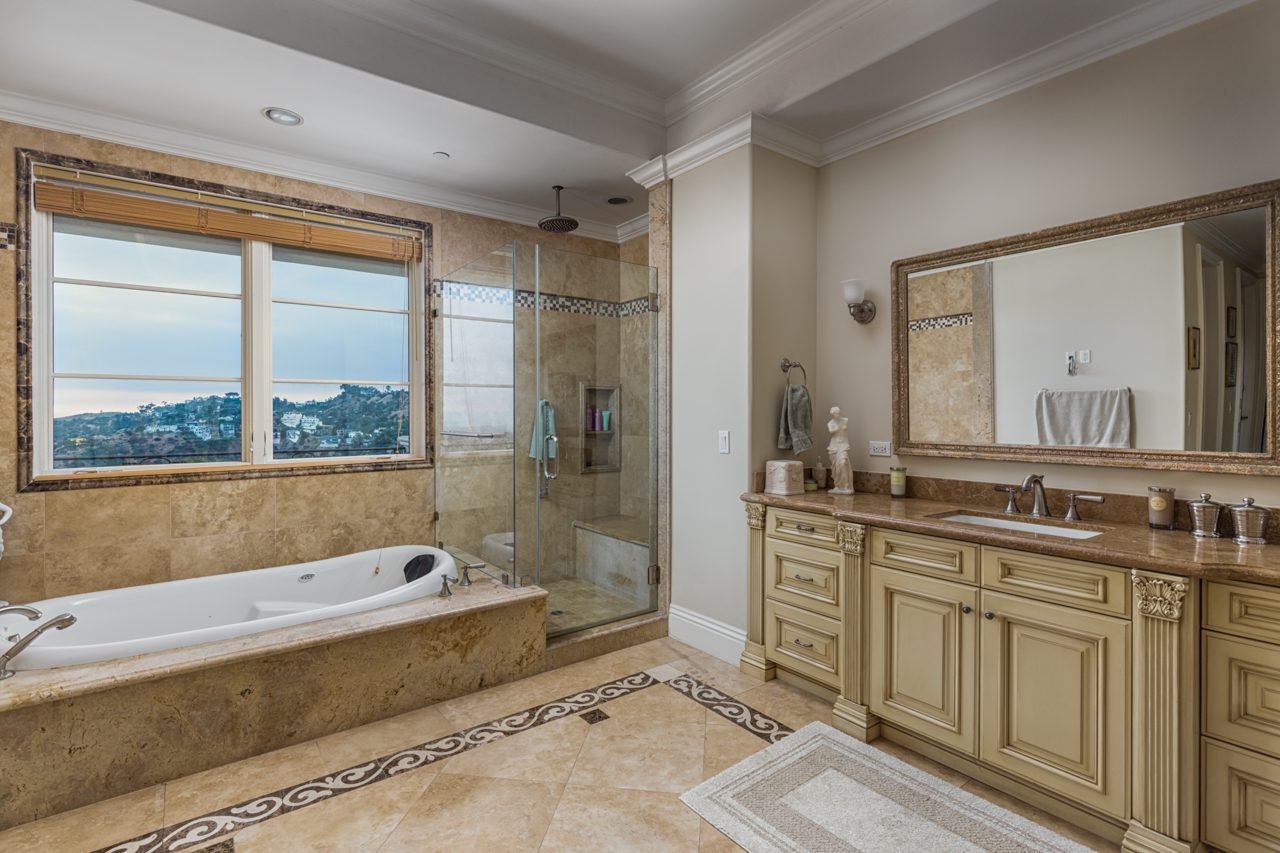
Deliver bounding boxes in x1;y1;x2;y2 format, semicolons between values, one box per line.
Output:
781;358;807;384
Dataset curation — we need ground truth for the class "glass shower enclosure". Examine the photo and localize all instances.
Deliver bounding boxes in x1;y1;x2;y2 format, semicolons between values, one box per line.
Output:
435;241;658;638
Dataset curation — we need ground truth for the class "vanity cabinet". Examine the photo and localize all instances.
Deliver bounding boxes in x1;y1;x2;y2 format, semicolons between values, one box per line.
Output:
978;590;1129;817
1201;580;1280;853
868;538;1130;818
869;566;977;754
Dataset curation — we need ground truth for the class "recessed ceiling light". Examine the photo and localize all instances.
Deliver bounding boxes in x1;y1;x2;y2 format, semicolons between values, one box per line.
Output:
432;151;451;161
262;107;303;126
606;196;632;205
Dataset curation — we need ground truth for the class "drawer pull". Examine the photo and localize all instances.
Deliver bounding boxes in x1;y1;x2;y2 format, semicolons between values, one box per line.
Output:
983;611;996;620
792;638;815;649
793;574;815;582
795;524;816;533
961;605;973;614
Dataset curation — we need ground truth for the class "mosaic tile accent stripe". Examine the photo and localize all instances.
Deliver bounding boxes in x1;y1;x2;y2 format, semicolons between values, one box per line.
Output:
437;280;655;318
0;222;15;251
907;312;974;332
95;672;660;853
668;675;794;743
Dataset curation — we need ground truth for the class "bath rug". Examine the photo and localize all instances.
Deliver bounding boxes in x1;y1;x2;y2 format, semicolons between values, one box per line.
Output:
683;721;1095;853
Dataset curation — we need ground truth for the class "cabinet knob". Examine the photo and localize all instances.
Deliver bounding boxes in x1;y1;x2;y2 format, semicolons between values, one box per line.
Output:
961;605;973;614
983;611;996;620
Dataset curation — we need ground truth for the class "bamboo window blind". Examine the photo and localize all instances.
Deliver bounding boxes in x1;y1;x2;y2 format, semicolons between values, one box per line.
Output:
32;167;423;262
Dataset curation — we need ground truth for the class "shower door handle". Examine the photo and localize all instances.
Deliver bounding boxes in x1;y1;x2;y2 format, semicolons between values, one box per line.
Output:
544;435;559;481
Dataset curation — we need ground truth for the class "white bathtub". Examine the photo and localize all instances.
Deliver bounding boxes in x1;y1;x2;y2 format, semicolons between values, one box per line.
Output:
0;545;454;671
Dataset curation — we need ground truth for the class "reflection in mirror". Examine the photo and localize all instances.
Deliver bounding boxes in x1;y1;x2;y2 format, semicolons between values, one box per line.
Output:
905;207;1268;453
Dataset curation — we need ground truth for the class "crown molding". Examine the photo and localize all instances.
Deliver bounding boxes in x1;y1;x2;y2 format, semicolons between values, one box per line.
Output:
0;90;625;243
816;0;1254;166
328;0;666;127
627;155;668;190
653;114;821;183
664;0;889;125
616;213;650;242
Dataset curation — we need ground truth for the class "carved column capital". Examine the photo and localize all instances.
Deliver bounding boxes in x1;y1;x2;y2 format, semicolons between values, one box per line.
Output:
1132;571;1189;621
837;522;865;556
745;502;766;530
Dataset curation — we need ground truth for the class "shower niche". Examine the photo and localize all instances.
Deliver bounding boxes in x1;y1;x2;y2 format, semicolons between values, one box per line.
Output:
579;383;620;474
436;240;658;638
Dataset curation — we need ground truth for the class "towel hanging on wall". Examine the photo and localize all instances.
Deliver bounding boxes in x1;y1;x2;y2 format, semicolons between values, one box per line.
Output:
528;399;557;460
1034;387;1132;448
778;382;814;454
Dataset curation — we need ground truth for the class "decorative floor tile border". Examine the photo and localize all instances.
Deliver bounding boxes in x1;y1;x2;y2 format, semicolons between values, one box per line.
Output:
668;674;794;743
93;670;793;853
95;672;659;853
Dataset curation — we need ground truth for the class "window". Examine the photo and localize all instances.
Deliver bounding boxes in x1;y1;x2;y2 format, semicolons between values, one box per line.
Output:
31;186;425;478
439;282;514;453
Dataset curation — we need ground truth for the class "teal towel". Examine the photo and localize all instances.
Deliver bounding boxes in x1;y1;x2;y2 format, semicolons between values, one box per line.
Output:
529;399;557;460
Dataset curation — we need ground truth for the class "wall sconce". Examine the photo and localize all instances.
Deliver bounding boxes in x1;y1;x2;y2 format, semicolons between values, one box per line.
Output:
842;279;876;324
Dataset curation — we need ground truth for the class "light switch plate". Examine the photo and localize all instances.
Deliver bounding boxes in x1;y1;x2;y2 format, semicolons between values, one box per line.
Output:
718;430;730;454
1079;349;1091;364
869;440;892;457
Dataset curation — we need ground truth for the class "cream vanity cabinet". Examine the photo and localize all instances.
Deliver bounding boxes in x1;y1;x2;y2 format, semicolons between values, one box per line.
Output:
1202;580;1280;853
868;532;1131;818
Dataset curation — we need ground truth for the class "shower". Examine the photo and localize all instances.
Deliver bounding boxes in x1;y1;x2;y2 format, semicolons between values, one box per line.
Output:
538;185;579;233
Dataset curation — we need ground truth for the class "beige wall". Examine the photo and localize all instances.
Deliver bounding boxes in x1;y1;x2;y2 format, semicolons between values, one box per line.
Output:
750;146;819;472
671;145;753;630
0;119;621;603
815;1;1280;502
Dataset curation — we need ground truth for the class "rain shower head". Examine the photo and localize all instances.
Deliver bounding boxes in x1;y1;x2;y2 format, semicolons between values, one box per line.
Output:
538;185;579;233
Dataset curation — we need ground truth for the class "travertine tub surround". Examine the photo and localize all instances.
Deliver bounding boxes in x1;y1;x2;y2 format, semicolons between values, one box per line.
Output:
0;118;625;603
0;579;546;830
742;489;1280;586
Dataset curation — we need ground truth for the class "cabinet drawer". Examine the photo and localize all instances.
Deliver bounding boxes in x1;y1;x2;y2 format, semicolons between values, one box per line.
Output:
871;528;977;583
767;508;840;549
1205;632;1280;759
1203;739;1280;853
764;538;842;619
980;547;1129;617
764;599;842;689
1207;581;1280;645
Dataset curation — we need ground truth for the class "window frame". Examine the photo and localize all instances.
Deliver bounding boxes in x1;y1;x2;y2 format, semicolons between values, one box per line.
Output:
18;152;432;491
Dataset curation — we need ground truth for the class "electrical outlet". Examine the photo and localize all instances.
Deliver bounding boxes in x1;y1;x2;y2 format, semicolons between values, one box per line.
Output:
869;440;892;457
718;430;731;454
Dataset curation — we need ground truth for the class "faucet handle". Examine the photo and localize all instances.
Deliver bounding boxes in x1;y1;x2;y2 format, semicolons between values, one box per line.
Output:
1065;493;1105;522
994;485;1021;514
458;562;484;587
438;575;460;598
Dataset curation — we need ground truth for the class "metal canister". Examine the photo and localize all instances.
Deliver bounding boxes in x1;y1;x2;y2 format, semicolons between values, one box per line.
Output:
1188;493;1223;539
1230;497;1270;546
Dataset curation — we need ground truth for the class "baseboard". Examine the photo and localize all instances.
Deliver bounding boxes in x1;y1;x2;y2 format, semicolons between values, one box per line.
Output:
668;604;747;665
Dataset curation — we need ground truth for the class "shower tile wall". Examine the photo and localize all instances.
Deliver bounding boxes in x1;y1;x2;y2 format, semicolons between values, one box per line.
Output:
0;118;624;604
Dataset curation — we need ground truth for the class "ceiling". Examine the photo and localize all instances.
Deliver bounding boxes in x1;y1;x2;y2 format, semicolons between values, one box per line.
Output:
0;0;1256;241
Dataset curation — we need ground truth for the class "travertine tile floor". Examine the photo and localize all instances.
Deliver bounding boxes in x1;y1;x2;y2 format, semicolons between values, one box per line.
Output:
0;637;1119;853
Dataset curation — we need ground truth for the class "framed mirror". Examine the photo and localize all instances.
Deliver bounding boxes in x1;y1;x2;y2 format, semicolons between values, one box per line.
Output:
892;180;1278;474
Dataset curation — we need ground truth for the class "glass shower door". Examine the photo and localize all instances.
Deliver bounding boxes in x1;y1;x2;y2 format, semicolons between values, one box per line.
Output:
530;243;659;638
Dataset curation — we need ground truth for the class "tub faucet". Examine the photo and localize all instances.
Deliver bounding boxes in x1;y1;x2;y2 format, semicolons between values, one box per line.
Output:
0;612;75;680
458;562;484;587
0;604;42;621
1021;474;1050;518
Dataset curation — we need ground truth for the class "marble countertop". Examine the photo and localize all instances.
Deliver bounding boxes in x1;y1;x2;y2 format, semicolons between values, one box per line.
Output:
743;490;1280;587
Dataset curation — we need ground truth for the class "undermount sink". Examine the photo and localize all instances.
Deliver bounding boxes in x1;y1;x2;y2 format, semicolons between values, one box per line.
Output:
935;513;1105;540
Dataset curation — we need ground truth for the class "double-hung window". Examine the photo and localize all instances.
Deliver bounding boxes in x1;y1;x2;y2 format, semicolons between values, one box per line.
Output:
29;171;426;480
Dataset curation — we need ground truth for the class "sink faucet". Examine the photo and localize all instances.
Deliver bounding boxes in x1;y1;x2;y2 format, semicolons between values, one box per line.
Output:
1021;474;1050;518
0;613;75;680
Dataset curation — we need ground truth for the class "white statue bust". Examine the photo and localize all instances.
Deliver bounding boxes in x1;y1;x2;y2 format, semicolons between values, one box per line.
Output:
827;407;855;495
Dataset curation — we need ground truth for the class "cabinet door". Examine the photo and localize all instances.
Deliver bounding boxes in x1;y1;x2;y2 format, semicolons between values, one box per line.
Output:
979;590;1129;817
869;565;978;755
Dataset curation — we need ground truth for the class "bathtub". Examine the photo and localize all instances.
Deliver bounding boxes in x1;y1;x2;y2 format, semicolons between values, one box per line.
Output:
0;544;454;671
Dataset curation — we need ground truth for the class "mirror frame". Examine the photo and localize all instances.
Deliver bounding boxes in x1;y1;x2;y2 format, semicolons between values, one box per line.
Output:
891;179;1280;475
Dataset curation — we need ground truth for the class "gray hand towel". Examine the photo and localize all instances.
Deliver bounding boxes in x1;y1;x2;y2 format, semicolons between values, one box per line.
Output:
778;383;813;454
1034;387;1132;448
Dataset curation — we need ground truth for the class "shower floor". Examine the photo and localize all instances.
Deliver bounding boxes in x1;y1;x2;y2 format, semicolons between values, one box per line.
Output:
540;577;651;637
